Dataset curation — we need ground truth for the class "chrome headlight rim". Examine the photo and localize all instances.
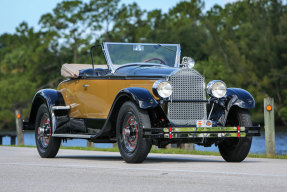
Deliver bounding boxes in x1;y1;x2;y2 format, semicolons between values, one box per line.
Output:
153;80;173;99
207;80;227;98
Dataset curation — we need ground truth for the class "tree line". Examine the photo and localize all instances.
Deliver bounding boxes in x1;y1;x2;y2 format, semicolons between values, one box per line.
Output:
0;0;286;130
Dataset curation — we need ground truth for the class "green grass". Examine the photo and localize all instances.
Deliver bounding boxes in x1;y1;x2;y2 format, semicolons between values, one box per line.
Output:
6;145;287;159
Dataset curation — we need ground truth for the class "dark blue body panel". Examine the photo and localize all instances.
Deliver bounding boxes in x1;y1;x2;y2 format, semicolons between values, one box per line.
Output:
209;88;255;126
115;87;159;109
226;88;255;109
26;89;66;131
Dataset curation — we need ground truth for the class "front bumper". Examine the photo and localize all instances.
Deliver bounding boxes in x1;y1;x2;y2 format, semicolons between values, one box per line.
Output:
143;126;260;139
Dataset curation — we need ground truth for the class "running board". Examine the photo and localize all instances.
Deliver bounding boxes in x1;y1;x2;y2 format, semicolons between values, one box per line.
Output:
52;134;94;139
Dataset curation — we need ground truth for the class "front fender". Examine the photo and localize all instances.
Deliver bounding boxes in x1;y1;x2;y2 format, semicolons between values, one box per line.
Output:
116;87;159;109
94;87;159;137
226;88;255;109
26;89;65;132
208;88;255;126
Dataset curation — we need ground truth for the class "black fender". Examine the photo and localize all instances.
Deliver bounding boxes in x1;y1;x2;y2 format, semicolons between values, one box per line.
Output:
226;88;255;109
208;88;255;126
93;87;159;138
25;89;66;132
115;87;159;109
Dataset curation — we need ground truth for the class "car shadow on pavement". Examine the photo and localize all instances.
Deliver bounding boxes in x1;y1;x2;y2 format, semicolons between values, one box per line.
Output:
145;156;260;163
55;155;260;163
145;156;223;163
56;155;123;162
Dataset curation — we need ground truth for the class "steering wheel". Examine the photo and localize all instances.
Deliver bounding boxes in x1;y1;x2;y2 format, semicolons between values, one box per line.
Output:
143;57;166;65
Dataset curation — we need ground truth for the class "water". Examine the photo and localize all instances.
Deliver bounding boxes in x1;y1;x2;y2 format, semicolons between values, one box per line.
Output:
1;131;286;154
196;131;287;155
1;131;113;148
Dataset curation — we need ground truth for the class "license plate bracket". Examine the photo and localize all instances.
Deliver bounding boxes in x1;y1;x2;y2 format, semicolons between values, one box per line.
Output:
196;120;212;127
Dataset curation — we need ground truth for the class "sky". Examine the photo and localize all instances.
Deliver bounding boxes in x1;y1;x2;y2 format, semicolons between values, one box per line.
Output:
0;0;230;35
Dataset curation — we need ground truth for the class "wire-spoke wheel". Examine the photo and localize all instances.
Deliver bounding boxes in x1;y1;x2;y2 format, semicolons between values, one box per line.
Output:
116;101;152;163
35;104;61;158
121;113;139;153
37;113;52;149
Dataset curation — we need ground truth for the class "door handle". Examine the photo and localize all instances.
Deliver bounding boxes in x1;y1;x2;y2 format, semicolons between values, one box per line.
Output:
82;84;89;88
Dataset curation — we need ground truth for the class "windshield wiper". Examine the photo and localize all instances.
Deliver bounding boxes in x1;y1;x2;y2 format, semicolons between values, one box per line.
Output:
154;44;176;53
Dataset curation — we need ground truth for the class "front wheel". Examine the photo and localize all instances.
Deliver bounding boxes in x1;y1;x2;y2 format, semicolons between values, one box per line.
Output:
35;104;61;158
218;108;253;162
116;101;152;163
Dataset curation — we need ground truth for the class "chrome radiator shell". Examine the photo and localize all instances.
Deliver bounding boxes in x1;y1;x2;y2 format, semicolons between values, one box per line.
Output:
167;68;207;125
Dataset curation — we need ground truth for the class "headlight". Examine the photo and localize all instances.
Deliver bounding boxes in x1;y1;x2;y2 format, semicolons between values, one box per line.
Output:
153;80;173;98
207;80;227;98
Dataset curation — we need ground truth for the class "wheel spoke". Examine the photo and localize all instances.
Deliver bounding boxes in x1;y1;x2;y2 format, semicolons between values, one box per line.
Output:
37;113;52;149
121;113;139;153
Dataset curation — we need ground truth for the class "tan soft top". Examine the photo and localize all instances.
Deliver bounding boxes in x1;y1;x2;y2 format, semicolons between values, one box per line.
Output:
61;63;108;78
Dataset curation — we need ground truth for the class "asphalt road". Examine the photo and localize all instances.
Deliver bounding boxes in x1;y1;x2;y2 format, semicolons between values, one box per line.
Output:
0;146;286;192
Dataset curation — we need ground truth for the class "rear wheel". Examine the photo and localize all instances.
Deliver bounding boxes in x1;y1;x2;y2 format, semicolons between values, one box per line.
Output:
218;108;252;162
35;104;61;158
116;101;152;163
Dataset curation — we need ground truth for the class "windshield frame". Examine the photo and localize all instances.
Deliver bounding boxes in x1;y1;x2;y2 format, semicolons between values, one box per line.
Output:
102;42;181;73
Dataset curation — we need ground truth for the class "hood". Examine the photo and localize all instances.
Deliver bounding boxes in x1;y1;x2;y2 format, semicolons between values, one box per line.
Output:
113;64;180;77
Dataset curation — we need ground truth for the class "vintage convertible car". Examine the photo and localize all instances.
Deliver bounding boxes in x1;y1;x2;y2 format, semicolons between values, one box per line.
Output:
24;42;260;163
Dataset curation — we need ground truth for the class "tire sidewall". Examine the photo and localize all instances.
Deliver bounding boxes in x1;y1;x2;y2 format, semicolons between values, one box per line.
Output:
219;108;253;162
35;104;60;158
116;101;152;163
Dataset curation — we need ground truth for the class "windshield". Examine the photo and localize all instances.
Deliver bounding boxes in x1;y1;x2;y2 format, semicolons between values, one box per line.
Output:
103;42;181;72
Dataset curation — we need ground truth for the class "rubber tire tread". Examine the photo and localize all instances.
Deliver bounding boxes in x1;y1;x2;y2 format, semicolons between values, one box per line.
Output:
218;108;252;162
35;104;61;158
116;101;152;163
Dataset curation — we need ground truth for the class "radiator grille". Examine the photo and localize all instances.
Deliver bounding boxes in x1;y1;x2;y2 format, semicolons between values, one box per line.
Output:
168;69;207;125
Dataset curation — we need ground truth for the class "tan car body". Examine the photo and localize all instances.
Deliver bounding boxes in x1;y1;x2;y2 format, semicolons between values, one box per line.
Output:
58;79;158;119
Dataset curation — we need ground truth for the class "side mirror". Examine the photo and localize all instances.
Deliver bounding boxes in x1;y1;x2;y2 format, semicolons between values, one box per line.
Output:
180;57;195;68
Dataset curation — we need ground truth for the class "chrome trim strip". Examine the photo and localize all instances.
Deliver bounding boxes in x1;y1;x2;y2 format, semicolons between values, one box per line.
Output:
163;100;208;102
102;43;115;72
50;106;57;134
52;134;93;139
52;106;71;110
163;132;247;138
175;44;181;68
